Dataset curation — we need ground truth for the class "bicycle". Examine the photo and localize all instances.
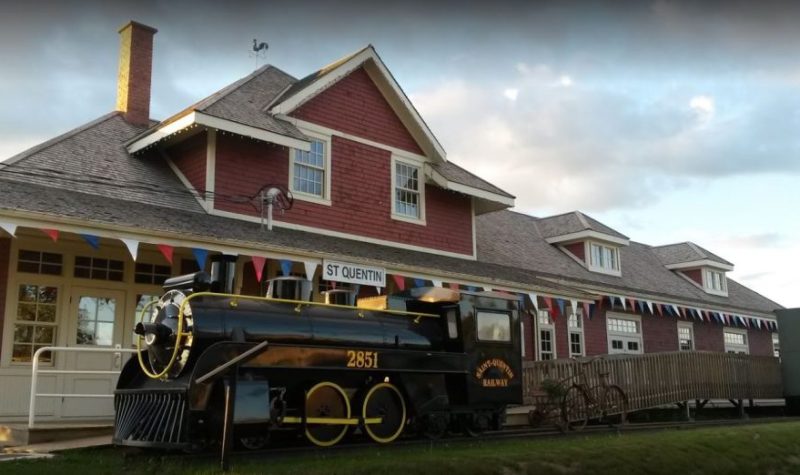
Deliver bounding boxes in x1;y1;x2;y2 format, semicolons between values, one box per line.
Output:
560;358;628;431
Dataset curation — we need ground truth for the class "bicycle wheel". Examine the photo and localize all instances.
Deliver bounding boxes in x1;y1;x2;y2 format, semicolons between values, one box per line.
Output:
561;385;589;431
601;385;628;428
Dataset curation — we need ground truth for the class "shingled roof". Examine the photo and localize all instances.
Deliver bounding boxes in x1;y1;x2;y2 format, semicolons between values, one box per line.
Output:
536;211;628;241
652;242;734;267
476;210;780;315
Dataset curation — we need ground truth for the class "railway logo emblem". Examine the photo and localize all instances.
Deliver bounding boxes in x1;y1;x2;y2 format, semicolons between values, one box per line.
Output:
475;358;515;387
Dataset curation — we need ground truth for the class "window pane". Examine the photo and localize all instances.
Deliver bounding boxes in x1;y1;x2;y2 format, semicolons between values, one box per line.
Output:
477;311;511;342
12;345;31;363
17;303;36;321
14;325;33;343
34;326;55;344
18;285;37;303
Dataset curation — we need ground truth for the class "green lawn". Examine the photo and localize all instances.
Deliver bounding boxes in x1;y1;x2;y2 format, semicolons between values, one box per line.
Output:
6;421;800;475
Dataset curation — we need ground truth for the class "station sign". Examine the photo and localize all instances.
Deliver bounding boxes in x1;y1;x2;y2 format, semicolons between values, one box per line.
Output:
322;259;386;287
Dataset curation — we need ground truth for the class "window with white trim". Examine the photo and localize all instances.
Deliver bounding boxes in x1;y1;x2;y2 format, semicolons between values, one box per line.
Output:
704;268;727;295
537;310;556;360
607;313;642;354
773;333;780;358
678;322;694;351
392;159;424;221
476;311;511;342
292;139;326;198
588;242;620;274
568;308;584;357
17;250;63;276
724;329;748;354
12;284;58;363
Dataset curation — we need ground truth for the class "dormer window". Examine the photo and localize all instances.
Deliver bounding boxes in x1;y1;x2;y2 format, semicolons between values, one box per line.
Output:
704;268;727;296
588;242;620;275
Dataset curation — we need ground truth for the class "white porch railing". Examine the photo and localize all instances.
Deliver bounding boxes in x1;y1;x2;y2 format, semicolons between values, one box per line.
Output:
29;346;138;428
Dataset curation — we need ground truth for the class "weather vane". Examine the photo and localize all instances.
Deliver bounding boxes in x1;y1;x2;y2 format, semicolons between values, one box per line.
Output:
251;39;268;69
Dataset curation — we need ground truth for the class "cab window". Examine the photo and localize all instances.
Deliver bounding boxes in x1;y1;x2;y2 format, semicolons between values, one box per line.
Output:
476;311;511;342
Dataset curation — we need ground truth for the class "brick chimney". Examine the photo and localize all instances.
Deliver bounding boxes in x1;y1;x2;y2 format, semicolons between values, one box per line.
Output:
115;21;157;126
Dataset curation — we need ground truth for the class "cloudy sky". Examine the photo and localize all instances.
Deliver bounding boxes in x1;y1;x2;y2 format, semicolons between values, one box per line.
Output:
1;0;798;307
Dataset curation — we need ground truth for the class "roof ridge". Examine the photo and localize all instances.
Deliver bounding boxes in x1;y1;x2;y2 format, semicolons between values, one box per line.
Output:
0;111;123;167
574;211;590;229
196;64;291;112
438;161;516;199
685;241;705;257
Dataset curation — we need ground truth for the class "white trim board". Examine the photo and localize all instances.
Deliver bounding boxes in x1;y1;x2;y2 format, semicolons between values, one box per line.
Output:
545;230;630;246
665;259;734;272
127;111;311;154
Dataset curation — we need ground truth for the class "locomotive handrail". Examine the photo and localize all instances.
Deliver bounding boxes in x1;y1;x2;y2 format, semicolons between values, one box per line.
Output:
29;345;138;428
190;291;440;320
195;340;270;384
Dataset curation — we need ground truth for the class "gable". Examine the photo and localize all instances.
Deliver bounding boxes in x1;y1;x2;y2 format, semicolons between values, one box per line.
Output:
290;67;424;155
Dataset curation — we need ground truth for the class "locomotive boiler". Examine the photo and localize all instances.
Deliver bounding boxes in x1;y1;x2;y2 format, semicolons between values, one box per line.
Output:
113;255;523;451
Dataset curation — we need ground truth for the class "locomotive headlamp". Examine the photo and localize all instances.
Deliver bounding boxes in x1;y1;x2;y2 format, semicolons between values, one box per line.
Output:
134;322;172;345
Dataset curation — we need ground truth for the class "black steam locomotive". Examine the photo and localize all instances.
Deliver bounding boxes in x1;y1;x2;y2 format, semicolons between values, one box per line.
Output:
113;255;523;451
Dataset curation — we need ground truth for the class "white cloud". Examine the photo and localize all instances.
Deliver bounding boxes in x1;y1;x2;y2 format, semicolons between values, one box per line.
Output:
689;95;714;115
503;88;519;101
559;75;573;87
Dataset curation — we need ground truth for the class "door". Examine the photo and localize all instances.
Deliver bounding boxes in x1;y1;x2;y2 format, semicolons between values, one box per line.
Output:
62;288;127;419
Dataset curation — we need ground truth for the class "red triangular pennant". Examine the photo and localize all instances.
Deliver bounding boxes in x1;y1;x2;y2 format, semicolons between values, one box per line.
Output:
251;256;266;282
543;297;556;319
448;282;459;290
391;274;406;291
42;229;59;242
157;244;174;265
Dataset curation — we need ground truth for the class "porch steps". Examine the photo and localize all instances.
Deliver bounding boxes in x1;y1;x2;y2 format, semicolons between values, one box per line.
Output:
0;421;112;448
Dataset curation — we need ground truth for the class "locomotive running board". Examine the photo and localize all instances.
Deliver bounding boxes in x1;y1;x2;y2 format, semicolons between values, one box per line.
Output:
282;416;383;425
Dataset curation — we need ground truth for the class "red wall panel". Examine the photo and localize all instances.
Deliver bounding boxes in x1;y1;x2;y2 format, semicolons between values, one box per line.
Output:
292;68;424;155
0;238;10;352
169;132;207;194
213;134;474;255
694;321;725;352
564;242;585;261
748;329;774;356
584;306;609;356
683;269;703;286
642;314;680;353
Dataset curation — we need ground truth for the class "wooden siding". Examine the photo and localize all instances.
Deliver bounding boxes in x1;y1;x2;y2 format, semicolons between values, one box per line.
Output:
168;132;207;195
213;134;474;255
292;67;424;155
523;351;783;414
0;238;9;353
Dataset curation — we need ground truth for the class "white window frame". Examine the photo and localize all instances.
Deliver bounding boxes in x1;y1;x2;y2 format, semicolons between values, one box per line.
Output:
773;332;780;358
677;321;694;351
288;131;332;206
390;155;426;225
587;241;621;276
568;307;584;357
703;268;728;297
606;312;643;354
536;309;556;361
724;328;749;354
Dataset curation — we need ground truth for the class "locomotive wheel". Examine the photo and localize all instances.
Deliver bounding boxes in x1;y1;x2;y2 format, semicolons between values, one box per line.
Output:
362;382;406;444
420;413;448;440
239;434;269;450
304;381;351;447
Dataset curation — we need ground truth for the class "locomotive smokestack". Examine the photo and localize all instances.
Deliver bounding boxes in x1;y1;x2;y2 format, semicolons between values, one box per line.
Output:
210;255;238;294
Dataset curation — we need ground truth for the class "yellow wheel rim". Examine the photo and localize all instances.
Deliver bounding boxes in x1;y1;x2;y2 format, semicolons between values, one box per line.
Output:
362;382;406;444
305;381;351;447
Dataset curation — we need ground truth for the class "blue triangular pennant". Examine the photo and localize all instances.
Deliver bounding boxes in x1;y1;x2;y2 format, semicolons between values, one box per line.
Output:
192;248;208;270
587;303;595;320
414;278;426;288
80;234;100;250
280;259;293;276
556;299;566;317
637;300;645;314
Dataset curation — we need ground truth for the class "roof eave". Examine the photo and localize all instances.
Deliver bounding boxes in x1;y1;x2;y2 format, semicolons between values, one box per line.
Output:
126;111;310;154
545;230;630;247
665;260;735;272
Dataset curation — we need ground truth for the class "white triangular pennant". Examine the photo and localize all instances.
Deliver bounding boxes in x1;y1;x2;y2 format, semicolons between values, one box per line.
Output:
646;301;654;314
0;221;18;237
303;260;318;281
121;238;139;261
619;295;627;310
528;293;539;311
431;279;443;288
375;286;382;294
671;304;680;317
570;299;578;317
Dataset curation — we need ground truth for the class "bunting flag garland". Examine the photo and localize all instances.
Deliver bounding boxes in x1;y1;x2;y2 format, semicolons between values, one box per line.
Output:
618;296;627;311
375;287;382;295
543;296;554;317
528;293;539;312
570;299;578;317
671;304;680;318
157;244;174;265
431;279;443;288
556;299;566;318
646;300;654;314
303;261;318;281
391;274;406;291
192;248;209;270
583;302;591;319
251;256;266;282
42;228;59;242
413;278;426;288
655;303;663;316
121;239;139;261
627;298;636;312
637;300;646;314
0;221;18;237
679;306;687;319
352;284;360;296
80;234;100;250
448;282;459;290
279;259;292;276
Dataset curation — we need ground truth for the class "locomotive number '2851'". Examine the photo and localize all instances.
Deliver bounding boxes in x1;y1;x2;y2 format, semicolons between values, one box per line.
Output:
346;350;379;368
